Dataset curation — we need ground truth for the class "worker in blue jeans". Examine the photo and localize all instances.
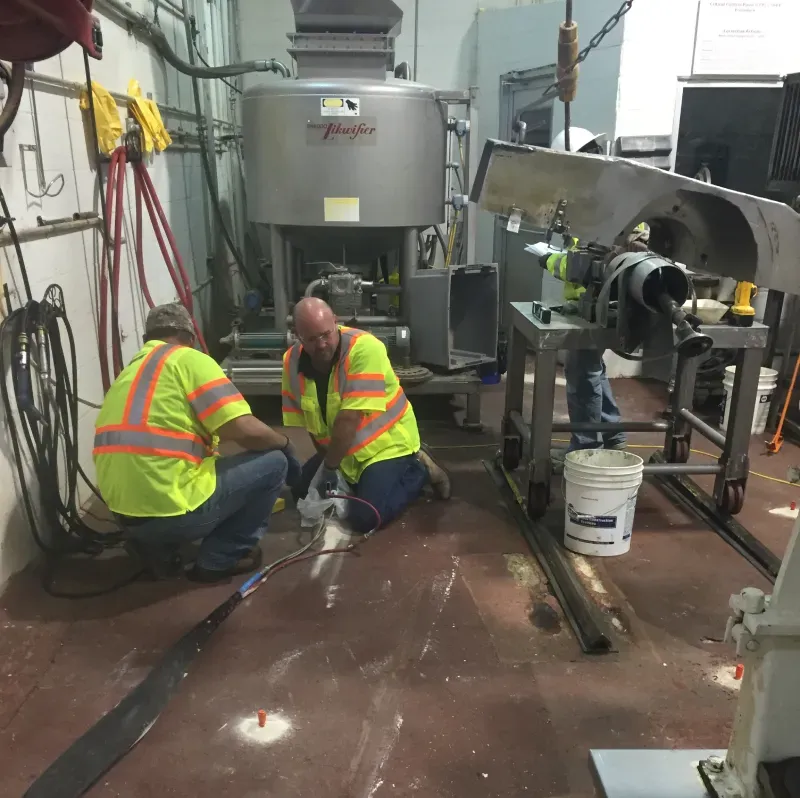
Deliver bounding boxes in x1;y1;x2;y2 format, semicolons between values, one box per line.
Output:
121;450;292;579
292;451;428;533
548;128;651;468
283;298;450;535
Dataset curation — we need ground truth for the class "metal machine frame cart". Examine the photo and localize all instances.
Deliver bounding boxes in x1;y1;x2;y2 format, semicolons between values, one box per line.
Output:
493;302;780;652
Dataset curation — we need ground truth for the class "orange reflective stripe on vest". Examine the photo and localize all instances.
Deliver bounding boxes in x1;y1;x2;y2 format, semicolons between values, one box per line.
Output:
92;343;209;462
187;377;244;421
347;387;410;455
123;343;176;424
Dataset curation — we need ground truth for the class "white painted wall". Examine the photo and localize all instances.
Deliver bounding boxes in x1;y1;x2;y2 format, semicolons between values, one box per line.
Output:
615;0;800;140
0;0;241;585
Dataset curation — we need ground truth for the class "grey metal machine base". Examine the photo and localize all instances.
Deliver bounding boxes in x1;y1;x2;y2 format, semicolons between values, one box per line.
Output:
503;302;769;522
591;749;726;798
222;356;484;429
496;303;779;649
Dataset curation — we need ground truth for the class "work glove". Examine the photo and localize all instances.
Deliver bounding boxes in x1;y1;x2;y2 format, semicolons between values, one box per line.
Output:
319;463;340;496
281;438;302;489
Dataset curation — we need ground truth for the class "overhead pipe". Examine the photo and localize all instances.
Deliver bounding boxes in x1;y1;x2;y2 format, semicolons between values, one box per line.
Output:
96;0;289;78
0;216;101;248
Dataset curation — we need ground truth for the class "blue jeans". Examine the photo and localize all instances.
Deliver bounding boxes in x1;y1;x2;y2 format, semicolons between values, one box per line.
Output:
564;349;626;452
120;450;288;572
293;452;428;534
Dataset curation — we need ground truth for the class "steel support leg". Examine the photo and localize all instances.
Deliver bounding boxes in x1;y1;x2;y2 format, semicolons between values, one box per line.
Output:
464;391;482;431
270;224;289;333
527;349;557;519
665;354;698;463
502;325;527;470
714;347;762;515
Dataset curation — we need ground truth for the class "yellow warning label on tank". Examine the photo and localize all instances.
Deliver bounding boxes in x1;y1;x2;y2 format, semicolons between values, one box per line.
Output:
321;97;360;116
324;197;360;223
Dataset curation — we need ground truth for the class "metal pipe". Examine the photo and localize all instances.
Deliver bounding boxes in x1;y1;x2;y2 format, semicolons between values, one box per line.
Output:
341;315;404;326
400;227;418;320
434;224;448;258
97;0;290;78
370;284;402;296
643;463;723;475
0;217;102;248
679;408;727;449
226;366;284;380
552;421;670;433
270;226;289;333
305;278;327;297
19;66;234;129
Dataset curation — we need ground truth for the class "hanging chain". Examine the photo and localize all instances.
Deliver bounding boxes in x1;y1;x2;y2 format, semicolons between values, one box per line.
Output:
525;0;636;112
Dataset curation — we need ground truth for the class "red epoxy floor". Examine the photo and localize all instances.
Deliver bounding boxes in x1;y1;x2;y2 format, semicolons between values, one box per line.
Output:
1;375;798;797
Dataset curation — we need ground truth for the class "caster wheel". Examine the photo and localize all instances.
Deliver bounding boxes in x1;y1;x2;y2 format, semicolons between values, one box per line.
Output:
526;482;550;520
718;482;745;516
502;436;522;472
669;439;690;464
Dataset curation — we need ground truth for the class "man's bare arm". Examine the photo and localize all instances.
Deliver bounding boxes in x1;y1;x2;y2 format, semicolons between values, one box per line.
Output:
323;410;362;468
216;414;289;452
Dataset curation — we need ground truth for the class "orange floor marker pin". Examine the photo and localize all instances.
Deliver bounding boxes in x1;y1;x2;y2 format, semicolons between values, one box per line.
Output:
258;709;267;728
734;663;744;680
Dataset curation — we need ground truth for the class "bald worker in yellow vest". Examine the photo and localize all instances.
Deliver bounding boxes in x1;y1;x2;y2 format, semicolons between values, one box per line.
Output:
283;297;450;533
94;303;301;582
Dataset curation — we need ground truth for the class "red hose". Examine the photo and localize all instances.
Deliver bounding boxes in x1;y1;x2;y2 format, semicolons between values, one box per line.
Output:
97;148;211;390
133;166;208;353
98;147;120;393
136;164;194;314
133;169;155;310
111;147;127;378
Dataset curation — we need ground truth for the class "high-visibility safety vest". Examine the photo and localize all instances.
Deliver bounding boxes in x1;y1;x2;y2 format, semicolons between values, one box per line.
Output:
281;327;420;484
94;341;251;517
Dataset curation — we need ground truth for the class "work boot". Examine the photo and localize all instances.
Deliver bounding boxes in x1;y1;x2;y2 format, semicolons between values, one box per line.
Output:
124;540;183;581
418;445;451;500
186;546;264;584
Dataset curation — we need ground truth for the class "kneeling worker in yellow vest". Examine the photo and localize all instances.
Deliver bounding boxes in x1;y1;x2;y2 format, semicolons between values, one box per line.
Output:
283;297;450;533
94;303;301;582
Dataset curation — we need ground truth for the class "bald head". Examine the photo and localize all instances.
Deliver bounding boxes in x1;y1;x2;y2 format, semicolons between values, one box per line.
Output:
294;297;339;368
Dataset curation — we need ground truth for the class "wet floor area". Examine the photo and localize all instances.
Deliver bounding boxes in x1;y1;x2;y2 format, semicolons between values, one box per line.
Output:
2;372;798;797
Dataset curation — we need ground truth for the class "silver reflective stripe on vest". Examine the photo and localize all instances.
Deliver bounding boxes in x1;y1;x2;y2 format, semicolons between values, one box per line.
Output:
286;344;303;402
342;377;385;396
337;329;360;392
349;390;410;453
126;344;178;425
190;380;241;418
94;428;207;460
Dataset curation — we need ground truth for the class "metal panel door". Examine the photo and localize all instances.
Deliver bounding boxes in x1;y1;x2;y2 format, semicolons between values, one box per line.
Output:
495;67;561;331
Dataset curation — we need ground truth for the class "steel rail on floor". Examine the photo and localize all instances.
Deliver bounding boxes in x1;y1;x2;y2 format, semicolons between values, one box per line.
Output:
484;459;618;655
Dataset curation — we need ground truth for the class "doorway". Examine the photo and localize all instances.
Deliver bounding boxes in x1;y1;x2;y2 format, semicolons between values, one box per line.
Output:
494;66;563;331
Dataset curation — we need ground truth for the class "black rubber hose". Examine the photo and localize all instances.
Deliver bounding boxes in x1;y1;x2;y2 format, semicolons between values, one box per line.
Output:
100;0;289;78
0;61;25;138
182;12;260;290
0;182;32;302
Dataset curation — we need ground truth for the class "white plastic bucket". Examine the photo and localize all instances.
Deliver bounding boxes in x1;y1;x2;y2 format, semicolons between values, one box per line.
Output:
563;449;645;557
720;366;778;436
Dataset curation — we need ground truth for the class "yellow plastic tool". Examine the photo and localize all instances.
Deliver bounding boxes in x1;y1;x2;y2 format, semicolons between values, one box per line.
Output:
79;81;122;154
732;282;757;327
127;80;173;153
272;497;286;514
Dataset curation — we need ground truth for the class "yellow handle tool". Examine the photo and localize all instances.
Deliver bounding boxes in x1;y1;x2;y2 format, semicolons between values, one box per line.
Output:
731;282;757;327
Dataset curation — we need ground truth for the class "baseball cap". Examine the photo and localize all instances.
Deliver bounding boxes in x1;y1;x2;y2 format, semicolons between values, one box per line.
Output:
145;303;195;337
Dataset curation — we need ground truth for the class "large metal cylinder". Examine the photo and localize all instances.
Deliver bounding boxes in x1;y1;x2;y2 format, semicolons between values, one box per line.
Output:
243;79;447;262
